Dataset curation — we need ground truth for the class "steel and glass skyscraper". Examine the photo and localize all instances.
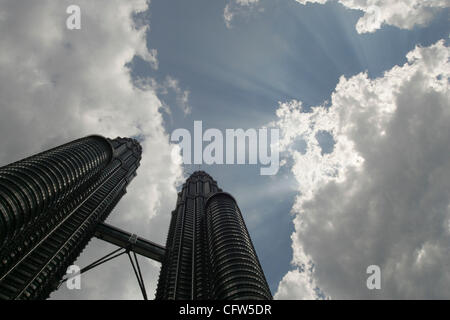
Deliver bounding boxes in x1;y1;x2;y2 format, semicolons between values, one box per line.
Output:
0;135;142;300
0;137;271;300
156;171;272;300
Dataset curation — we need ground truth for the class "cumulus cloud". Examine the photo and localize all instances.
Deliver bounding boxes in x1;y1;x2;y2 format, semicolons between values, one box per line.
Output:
224;0;261;29
275;269;318;300
274;40;450;299
295;0;449;33
0;0;183;299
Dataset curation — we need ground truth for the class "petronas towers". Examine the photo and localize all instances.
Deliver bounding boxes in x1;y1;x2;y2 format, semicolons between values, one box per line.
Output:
0;135;271;300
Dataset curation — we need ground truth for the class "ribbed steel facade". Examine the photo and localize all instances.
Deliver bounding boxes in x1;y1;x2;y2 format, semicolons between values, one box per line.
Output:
156;171;272;300
0;135;142;299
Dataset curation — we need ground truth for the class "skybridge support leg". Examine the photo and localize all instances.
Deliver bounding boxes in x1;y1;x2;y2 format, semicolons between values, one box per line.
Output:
59;223;166;300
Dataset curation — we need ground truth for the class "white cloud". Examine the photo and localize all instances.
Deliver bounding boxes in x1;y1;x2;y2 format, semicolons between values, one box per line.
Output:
224;0;261;29
224;4;235;29
161;76;191;115
295;0;449;33
0;0;183;299
236;0;260;5
274;269;317;300
274;40;450;299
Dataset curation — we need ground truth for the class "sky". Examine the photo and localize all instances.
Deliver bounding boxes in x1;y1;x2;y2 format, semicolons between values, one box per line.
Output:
0;0;449;299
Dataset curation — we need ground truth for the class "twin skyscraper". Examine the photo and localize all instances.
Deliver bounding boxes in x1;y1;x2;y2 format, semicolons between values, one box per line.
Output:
0;135;271;300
